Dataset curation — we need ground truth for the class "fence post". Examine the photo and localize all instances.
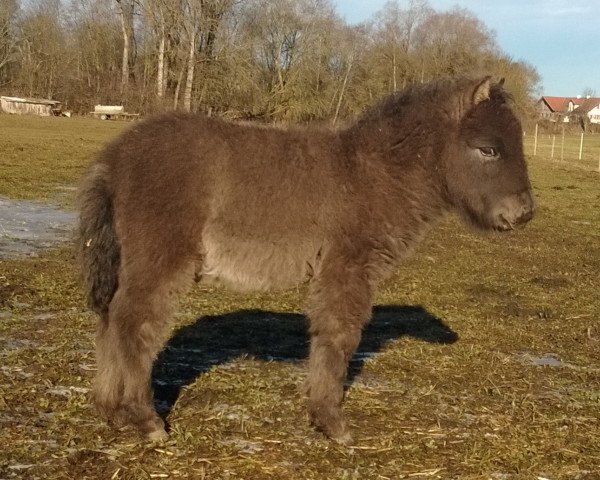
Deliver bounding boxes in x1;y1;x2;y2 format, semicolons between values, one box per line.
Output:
579;132;584;161
561;126;565;161
533;123;538;156
551;135;555;159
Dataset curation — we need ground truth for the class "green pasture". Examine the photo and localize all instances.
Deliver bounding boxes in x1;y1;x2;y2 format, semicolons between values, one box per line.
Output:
0;114;599;479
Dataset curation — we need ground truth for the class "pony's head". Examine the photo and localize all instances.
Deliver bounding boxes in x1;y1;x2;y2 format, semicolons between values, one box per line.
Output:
444;77;534;231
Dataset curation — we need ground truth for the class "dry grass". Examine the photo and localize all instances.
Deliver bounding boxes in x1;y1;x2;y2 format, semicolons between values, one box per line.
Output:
0;114;126;206
0;115;599;479
523;130;600;172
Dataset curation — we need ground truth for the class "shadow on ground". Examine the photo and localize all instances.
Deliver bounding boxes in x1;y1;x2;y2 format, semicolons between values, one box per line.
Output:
152;305;458;415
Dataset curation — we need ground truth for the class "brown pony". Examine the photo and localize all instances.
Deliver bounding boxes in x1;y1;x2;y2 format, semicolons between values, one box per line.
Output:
77;76;534;444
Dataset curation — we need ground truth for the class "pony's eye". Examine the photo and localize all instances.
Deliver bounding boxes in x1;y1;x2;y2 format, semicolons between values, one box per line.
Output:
479;147;498;157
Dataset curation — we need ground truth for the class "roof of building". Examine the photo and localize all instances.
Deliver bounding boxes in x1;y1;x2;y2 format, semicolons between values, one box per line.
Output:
539;96;600;113
572;97;600;114
0;96;61;106
540;96;568;112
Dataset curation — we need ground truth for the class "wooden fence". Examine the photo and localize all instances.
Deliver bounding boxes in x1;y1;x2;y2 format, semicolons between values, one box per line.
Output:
525;125;600;172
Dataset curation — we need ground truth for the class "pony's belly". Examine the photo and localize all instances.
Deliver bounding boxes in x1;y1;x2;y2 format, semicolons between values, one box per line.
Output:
200;231;318;291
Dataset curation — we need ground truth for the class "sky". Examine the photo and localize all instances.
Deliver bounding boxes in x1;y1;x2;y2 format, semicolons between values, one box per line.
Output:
332;0;600;97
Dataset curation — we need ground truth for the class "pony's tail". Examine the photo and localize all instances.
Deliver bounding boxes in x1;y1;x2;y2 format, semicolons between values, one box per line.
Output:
77;163;120;317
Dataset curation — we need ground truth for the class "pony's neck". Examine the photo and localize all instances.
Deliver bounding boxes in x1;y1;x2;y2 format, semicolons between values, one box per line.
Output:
340;116;451;255
346;114;449;198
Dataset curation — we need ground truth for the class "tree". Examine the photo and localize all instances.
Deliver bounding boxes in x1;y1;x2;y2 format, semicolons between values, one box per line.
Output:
372;0;431;92
176;0;234;112
115;0;136;97
15;0;67;99
0;0;540;119
582;86;597;98
414;7;497;80
0;0;19;85
143;0;171;99
480;54;540;119
67;0;122;107
179;0;199;111
241;0;339;120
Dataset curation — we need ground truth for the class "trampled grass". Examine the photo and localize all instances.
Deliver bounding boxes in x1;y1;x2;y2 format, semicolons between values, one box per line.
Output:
0;114;599;479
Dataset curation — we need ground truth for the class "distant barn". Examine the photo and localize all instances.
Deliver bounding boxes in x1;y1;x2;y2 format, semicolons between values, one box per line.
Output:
0;96;61;116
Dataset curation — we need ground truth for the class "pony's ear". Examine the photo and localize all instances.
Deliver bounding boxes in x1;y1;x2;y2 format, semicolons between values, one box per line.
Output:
472;76;492;105
497;77;506;88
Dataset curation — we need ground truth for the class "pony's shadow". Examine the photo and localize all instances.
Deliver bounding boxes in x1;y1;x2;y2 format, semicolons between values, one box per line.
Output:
152;305;458;415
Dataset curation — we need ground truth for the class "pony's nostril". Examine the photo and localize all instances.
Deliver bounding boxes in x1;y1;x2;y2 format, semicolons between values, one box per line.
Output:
517;206;534;225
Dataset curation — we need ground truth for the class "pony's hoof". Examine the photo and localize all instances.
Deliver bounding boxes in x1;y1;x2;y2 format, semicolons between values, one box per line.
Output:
147;428;169;442
138;415;167;441
309;404;352;445
330;429;353;446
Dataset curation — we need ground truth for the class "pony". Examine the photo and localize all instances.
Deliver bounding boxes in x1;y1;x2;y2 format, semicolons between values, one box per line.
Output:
77;76;534;444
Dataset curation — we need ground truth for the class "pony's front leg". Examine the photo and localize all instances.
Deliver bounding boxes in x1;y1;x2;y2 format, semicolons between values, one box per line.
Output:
306;251;374;444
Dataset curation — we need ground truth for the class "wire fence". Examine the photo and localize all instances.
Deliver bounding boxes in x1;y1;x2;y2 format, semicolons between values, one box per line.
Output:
523;124;600;172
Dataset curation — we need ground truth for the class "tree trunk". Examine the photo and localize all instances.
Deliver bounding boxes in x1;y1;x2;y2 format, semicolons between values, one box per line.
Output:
162;48;169;98
157;28;165;98
116;0;134;98
392;51;397;92
173;62;185;109
332;60;352;126
275;41;285;92
183;28;196;112
47;68;53;100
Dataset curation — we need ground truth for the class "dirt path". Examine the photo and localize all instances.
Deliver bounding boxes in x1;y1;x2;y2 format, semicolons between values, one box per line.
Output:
0;196;76;258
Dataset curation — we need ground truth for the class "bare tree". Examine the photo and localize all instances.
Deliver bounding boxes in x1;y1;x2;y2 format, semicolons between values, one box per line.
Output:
15;0;67;99
143;0;180;100
69;0;122;104
243;0;337;119
582;86;597;98
180;0;202;111
330;25;367;125
414;7;497;79
145;0;167;98
373;0;431;92
0;0;18;84
115;0;136;97
0;0;540;120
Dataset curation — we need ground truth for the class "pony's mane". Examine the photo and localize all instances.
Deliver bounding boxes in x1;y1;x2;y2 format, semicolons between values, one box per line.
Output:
354;77;510;126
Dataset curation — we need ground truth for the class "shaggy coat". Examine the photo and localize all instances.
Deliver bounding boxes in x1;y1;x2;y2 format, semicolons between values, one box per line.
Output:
78;76;534;443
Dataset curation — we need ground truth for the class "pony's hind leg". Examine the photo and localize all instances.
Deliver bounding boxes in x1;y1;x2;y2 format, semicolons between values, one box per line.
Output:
305;245;374;444
94;258;194;440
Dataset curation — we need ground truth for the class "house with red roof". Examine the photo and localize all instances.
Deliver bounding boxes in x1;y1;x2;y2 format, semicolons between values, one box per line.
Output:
572;98;600;124
537;95;600;123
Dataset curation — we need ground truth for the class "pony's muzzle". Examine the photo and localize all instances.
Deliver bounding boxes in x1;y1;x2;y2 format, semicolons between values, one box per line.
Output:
493;190;535;231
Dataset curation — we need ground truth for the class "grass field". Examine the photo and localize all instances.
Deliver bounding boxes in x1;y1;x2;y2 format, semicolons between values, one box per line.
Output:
1;114;599;479
523;129;600;173
0;115;126;206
